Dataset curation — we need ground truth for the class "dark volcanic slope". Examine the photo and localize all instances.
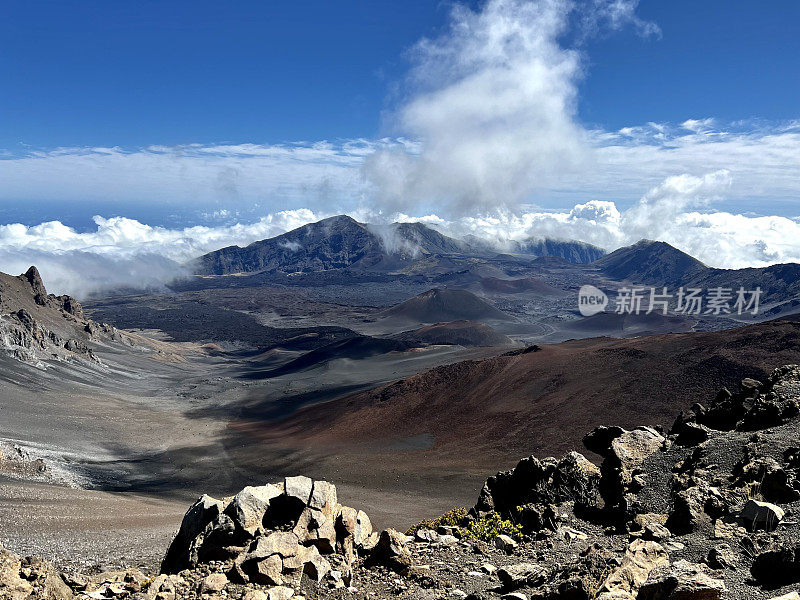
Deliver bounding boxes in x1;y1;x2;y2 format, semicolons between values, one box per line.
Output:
594;239;709;286
479;276;566;295
196;216;468;276
560;311;696;336
263;319;800;468
594;239;800;303
394;320;514;347
517;237;606;263
382;288;513;322
245;335;417;379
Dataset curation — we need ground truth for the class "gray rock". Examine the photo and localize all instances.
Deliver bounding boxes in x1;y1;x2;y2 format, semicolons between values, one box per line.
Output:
226;484;282;535
637;560;726;600
284;476;314;504
497;563;547;589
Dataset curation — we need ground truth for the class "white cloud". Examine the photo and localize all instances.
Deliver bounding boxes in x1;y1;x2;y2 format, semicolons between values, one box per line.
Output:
363;0;588;216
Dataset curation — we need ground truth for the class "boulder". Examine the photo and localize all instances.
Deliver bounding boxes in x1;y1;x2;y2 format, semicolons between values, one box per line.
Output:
706;544;737;570
740;499;785;532
372;529;413;573
495;535;518;553
751;544;800;587
473;451;601;519
587;426;665;517
0;544;73;600
637;560;726;600
162;494;224;573
284;476;313;504
497;563;547;589
597;539;669;600
293;507;336;553
226;484;282;536
199;572;228;593
249;532;300;559
666;484;722;535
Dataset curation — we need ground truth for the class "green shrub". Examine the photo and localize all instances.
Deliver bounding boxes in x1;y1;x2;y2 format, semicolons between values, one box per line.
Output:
406;507;468;536
460;512;523;542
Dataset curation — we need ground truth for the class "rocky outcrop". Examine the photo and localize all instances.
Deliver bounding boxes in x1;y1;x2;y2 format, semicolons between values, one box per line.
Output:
0;543;73;600
637;560;726;599
161;476;383;588
472;451;601;522
0;266;128;366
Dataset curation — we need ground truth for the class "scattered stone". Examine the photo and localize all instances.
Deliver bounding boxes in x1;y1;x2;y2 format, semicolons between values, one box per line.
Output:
597;539;669;600
740;499;785;531
266;586;294;600
497;563;547;589
494;534;518;553
706;544;737;570
637;559;726;600
199;572;227;593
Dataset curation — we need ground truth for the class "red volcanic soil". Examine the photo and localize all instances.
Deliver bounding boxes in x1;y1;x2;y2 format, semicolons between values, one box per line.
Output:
239;320;800;468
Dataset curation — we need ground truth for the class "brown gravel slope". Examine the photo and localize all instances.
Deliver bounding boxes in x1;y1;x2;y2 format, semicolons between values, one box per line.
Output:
243;319;800;471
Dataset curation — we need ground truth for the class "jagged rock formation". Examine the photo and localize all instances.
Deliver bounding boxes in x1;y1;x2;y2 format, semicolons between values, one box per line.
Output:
161;476;379;587
461;364;800;599
0;266;126;366
0;544;72;600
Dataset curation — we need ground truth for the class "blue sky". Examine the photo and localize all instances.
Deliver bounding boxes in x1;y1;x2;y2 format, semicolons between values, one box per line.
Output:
3;1;798;149
1;0;800;292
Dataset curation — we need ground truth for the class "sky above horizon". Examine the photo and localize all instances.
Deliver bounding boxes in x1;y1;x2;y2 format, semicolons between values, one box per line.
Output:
1;0;799;294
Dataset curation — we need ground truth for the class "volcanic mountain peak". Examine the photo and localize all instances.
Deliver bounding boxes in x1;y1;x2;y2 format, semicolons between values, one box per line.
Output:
594;238;709;286
382;287;513;323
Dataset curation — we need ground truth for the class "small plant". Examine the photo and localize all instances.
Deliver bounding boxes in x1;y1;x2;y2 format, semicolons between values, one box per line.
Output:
406;507;468;536
460;512;523;543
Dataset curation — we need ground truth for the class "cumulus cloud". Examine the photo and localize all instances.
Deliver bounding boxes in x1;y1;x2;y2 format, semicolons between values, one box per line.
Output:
361;0;664;216
363;0;588;216
432;170;800;269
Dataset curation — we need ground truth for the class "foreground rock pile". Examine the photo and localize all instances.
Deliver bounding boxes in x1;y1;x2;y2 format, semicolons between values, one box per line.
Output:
161;475;377;587
4;365;800;599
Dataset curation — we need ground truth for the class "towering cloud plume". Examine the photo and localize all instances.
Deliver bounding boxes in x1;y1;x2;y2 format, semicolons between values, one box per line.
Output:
363;0;655;216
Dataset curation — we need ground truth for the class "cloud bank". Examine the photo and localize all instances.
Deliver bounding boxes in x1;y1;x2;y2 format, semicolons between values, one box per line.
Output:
3;170;800;298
